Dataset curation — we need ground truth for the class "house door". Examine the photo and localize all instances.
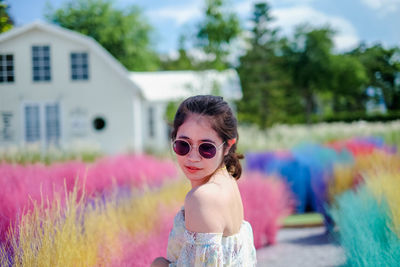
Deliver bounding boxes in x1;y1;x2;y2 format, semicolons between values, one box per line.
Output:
23;102;61;146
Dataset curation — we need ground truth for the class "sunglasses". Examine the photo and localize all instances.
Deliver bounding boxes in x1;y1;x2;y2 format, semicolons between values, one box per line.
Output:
173;139;225;159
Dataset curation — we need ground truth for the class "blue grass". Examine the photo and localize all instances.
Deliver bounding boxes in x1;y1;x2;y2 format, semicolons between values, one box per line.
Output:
332;186;400;266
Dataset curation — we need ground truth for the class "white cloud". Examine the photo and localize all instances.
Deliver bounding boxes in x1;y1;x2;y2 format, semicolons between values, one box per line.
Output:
360;0;400;14
146;4;202;26
270;6;360;51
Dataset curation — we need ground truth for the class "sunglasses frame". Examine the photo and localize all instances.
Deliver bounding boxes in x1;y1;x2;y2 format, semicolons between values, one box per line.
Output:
172;139;225;159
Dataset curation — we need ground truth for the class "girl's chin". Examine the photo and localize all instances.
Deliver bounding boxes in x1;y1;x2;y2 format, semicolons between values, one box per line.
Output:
184;169;204;179
185;171;202;179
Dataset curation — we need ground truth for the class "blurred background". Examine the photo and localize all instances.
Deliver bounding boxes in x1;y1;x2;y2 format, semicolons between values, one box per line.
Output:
1;0;400;266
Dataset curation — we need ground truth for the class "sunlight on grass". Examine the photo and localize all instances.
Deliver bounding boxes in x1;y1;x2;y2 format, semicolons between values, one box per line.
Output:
283;213;324;227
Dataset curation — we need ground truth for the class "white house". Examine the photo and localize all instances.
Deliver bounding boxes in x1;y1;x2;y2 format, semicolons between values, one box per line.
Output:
0;21;242;154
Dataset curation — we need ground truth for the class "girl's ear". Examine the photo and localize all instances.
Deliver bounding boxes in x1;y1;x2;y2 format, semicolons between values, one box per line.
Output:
224;138;236;156
228;138;236;146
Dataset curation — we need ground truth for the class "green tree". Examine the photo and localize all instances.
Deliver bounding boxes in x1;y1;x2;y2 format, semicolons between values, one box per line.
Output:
329;54;368;112
0;0;13;33
237;2;300;127
350;44;400;111
282;25;336;123
45;0;159;71
196;0;241;70
283;26;372;121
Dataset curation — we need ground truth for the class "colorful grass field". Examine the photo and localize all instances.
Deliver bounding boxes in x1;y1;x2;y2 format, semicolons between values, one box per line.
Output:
245;136;400;266
1;127;399;266
0;155;293;266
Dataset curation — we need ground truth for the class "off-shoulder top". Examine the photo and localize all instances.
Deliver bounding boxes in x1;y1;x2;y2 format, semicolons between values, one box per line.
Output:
166;207;257;266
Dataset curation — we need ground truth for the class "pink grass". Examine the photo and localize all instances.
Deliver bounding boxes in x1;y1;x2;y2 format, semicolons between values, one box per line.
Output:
112;210;175;267
238;172;294;248
0;154;177;242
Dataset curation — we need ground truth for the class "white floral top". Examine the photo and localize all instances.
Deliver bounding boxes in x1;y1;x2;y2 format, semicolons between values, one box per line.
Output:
167;208;257;267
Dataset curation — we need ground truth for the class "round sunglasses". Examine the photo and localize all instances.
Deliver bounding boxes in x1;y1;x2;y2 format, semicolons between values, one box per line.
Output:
172;139;225;159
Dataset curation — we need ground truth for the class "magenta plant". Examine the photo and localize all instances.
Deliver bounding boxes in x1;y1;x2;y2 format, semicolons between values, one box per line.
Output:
0;154;177;242
238;172;294;248
113;211;175;267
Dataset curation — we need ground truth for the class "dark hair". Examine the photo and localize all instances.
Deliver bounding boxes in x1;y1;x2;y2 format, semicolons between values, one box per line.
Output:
171;95;244;179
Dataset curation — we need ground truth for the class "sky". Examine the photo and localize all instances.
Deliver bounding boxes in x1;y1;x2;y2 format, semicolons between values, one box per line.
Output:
8;0;400;55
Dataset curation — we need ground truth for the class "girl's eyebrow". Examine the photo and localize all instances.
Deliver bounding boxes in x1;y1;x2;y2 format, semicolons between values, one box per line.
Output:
177;136;216;144
200;139;215;144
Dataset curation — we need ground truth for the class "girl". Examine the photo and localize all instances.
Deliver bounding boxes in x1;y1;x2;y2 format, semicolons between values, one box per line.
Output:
151;95;256;266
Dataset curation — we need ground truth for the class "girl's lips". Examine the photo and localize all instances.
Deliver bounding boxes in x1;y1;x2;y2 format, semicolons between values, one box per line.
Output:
185;166;202;173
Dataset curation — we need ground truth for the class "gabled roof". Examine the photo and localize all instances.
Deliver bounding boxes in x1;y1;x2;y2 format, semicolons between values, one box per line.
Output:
129;69;242;102
0;20;143;97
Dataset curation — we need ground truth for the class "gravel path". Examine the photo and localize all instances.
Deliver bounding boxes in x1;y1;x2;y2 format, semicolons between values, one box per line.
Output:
256;226;346;267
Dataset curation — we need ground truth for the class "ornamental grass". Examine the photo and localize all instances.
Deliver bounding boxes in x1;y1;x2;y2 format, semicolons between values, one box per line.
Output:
331;170;400;266
0;179;189;267
0;154;177;242
239;172;294;248
0;156;293;266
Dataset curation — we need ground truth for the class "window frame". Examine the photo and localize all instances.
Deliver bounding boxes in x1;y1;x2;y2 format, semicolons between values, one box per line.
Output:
70;52;89;81
0;54;15;83
0;111;14;142
21;101;62;147
23;103;41;143
32;45;51;82
148;106;155;138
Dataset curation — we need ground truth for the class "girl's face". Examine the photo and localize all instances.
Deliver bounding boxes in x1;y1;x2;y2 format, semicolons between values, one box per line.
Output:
174;114;227;188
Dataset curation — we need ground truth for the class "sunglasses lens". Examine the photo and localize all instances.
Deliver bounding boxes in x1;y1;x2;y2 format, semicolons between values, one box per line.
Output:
199;143;217;159
173;140;190;156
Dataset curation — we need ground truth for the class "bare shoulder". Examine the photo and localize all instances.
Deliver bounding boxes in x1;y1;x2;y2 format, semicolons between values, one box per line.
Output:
184;183;224;233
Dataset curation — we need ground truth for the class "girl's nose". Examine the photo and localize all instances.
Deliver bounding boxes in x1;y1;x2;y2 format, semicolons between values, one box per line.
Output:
187;146;201;161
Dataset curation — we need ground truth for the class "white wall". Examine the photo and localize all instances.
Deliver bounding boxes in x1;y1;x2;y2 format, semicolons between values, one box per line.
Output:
142;101;170;152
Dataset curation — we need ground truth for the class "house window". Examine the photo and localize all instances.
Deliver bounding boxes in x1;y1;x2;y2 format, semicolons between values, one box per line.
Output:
24;104;41;142
24;103;61;145
0;54;14;83
148;106;155;138
32;46;51;81
1;112;14;141
45;104;61;144
71;52;89;80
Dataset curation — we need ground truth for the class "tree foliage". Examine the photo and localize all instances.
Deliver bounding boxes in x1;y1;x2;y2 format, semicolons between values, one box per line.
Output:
350;44;400;110
196;0;241;70
0;0;13;33
329;54;368;112
282;26;337;123
237;2;301;127
45;0;159;71
169;1;399;126
281;25;370;123
236;2;380;127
